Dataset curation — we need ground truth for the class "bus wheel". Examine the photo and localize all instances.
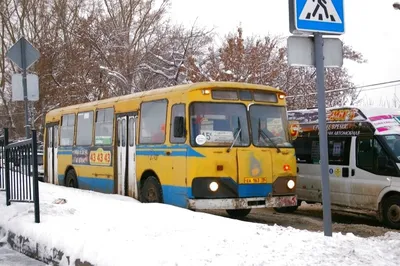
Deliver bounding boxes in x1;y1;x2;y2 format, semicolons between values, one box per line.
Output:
382;195;400;229
140;176;163;203
65;169;78;188
226;209;251;218
274;200;301;213
273;206;298;213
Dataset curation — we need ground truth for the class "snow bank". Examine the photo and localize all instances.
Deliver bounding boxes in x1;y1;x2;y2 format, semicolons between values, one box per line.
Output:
0;183;399;266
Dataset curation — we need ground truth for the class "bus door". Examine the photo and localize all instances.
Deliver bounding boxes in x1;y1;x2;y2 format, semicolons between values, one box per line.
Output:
46;123;59;184
117;113;138;198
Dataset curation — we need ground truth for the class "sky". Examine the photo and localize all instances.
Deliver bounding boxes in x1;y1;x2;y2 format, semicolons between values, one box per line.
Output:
168;0;400;107
1;182;399;265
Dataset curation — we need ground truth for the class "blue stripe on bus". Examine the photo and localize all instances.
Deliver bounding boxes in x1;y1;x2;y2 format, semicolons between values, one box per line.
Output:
78;176;114;193
137;145;204;158
56;175;271;207
162;184;273;207
162;185;191;208
58;175;114;194
58;150;72;155
58;175;65;185
238;184;272;197
57;144;205;158
136;150;188;157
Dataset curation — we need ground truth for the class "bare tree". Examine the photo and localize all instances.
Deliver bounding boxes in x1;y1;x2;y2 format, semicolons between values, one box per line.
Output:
0;0;174;138
137;21;214;90
184;27;366;110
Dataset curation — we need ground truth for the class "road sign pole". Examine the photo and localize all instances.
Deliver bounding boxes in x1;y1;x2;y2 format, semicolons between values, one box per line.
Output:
20;37;30;139
314;32;332;237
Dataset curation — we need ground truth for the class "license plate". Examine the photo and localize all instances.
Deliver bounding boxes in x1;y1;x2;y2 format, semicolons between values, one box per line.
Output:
244;177;267;184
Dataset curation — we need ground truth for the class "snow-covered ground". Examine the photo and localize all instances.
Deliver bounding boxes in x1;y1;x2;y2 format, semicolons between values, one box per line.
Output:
0;183;400;266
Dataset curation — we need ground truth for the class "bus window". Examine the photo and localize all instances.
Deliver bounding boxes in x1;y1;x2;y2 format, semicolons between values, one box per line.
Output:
139;99;167;144
189;102;249;147
95;108;114;145
121;119;126;147
239;90;252;101
60;114;75;146
170;104;186;144
76;111;94;146
129;117;135;147
249;105;291;147
117;119;122;146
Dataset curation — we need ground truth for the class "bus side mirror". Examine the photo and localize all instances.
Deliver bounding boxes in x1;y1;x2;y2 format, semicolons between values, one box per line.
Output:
173;116;185;138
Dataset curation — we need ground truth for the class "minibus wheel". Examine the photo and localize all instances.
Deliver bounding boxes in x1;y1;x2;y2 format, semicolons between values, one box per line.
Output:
140;176;163;203
65;169;78;188
226;209;251;218
382;195;400;229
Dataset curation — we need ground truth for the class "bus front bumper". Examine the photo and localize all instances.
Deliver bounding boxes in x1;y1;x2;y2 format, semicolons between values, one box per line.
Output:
188;195;297;210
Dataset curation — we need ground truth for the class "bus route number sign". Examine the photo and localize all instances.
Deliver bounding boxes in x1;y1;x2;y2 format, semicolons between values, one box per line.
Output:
90;148;112;166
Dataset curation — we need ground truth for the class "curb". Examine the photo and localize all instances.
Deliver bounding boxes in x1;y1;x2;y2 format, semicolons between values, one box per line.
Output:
1;227;94;266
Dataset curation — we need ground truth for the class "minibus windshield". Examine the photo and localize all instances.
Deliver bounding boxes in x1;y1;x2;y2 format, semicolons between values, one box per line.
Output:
382;134;400;160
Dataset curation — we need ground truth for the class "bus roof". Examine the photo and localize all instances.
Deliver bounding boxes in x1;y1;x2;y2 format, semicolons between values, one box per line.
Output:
288;106;400;135
46;81;281;117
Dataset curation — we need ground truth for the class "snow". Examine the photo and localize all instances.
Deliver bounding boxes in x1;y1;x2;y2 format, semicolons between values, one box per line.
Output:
1;183;400;266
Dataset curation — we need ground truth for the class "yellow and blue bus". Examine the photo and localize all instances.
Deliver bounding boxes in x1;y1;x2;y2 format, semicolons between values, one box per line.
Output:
44;82;297;217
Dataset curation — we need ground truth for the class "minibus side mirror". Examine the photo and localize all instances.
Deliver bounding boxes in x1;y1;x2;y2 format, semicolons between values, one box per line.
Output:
173;116;185;138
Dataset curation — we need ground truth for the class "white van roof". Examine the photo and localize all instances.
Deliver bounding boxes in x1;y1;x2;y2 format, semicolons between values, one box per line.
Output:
288;106;400;135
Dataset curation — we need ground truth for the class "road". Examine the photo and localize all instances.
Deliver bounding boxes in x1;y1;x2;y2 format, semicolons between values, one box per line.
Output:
0;245;45;266
204;203;400;238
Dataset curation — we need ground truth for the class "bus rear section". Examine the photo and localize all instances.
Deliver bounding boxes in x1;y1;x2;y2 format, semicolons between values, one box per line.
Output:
183;89;297;217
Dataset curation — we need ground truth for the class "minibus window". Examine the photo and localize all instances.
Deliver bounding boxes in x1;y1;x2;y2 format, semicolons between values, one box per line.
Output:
356;136;399;176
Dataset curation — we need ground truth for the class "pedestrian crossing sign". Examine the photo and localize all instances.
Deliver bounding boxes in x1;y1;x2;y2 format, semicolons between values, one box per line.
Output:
294;0;345;34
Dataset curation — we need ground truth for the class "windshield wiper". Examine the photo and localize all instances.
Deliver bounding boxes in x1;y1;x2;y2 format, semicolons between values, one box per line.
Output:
227;117;242;153
258;118;281;153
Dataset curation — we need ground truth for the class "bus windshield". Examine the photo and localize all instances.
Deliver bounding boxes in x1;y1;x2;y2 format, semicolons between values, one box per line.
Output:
190;103;250;147
249;105;292;148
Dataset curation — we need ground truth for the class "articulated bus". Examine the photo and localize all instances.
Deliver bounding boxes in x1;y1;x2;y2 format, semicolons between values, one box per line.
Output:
44;82;297;217
288;106;400;229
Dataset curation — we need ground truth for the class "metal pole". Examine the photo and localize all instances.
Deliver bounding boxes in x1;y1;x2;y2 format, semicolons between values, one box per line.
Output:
4;128;11;206
314;32;332;237
31;130;40;223
20;38;30;139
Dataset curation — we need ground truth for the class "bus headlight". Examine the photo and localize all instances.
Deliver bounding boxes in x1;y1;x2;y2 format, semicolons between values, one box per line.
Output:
209;181;219;192
287;180;295;190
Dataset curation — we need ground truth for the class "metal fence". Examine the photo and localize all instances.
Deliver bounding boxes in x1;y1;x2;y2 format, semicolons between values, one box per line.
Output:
0;136;4;191
0;128;40;223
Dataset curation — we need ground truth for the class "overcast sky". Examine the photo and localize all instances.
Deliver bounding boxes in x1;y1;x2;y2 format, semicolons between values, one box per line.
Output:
168;0;400;107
